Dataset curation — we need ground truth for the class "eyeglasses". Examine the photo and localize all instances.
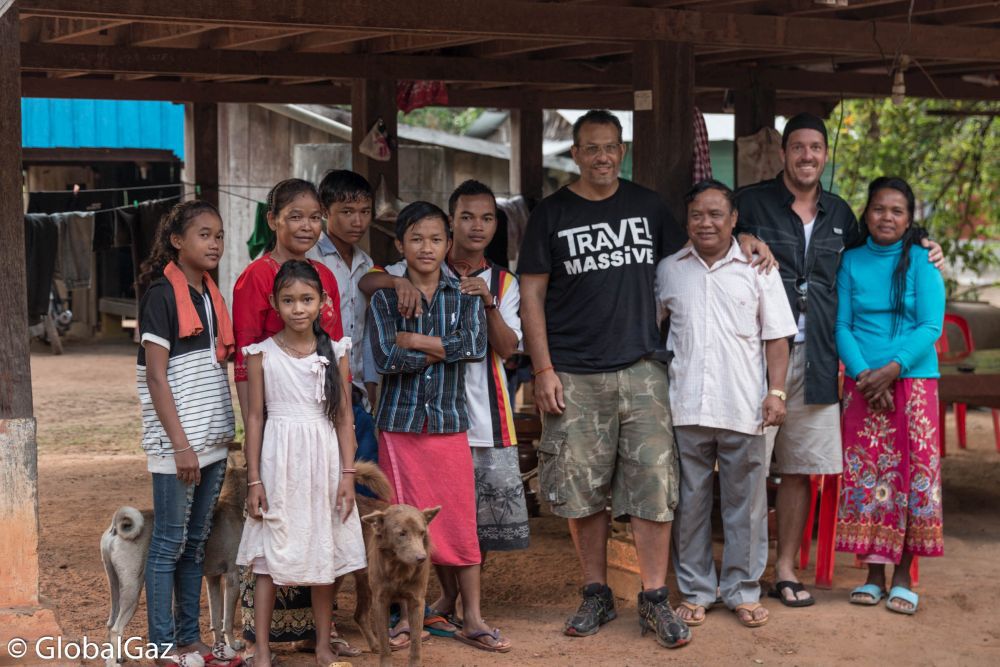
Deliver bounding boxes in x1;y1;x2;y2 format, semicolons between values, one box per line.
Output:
795;278;808;313
575;143;622;157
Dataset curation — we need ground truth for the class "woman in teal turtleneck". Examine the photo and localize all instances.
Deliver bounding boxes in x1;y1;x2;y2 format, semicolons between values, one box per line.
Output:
834;177;945;616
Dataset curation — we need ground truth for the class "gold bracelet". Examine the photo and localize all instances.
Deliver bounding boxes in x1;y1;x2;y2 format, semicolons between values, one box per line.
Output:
768;388;787;401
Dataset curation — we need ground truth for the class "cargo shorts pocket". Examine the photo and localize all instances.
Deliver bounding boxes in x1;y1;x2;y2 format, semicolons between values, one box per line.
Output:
536;429;567;506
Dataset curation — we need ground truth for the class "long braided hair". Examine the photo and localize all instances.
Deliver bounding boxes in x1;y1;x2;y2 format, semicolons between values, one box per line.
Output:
137;199;220;292
856;176;927;337
271;259;341;423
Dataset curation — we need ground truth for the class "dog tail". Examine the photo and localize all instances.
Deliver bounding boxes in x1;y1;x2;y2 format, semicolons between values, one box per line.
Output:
354;461;392;501
111;506;146;541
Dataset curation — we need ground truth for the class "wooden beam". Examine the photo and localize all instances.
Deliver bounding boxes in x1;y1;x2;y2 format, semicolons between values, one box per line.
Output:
39;17;129;43
697;66;1000;101
509;109;544;202
21;76;353;103
352;78;398;262
632;41;695;217
20;42;629;86
125;23;216;47
19;0;1000;61
22;147;181;163
193;103;219;209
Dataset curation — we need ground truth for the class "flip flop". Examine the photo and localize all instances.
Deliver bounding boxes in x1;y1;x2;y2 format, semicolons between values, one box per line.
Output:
329;637;362;658
886;585;919;615
455;628;512;653
768;580;816;607
850;584;886;606
388;627;431;652
675;601;707;627
734;602;769;628
424;605;458;637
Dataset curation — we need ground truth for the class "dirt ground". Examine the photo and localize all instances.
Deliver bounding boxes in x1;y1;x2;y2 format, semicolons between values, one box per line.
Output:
29;339;1000;666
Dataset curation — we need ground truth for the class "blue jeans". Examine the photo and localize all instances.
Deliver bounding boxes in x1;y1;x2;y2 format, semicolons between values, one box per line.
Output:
353;403;379;498
146;458;227;652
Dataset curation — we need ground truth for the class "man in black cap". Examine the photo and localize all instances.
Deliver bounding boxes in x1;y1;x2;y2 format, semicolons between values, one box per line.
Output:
734;113;941;609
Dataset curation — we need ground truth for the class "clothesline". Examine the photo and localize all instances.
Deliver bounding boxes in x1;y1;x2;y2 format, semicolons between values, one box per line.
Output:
30;181;276;195
30;194;185;218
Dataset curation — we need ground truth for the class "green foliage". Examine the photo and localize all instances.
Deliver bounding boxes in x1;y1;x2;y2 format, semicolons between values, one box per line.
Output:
397;107;485;134
828;99;1000;298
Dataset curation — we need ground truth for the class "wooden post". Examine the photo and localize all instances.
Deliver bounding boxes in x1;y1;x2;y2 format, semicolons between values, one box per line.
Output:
0;1;67;650
631;41;695;221
193;102;220;208
352;78;399;263
509;109;543;202
351;78;399;197
733;84;776;187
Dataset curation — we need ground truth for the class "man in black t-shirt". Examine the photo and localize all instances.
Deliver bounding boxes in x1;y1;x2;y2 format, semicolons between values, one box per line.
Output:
520;111;774;650
519;110;676;649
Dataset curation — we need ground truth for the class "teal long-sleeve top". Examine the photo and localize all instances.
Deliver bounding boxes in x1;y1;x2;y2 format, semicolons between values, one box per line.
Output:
836;237;945;380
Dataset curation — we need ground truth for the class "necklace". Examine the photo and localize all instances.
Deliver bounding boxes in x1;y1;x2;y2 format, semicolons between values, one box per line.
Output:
274;332;317;358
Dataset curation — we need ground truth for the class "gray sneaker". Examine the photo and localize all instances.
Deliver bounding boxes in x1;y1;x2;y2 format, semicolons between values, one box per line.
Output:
564;583;617;636
637;587;691;648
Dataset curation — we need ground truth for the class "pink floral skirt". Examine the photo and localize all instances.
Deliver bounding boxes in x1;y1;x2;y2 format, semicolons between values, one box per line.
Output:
835;378;944;563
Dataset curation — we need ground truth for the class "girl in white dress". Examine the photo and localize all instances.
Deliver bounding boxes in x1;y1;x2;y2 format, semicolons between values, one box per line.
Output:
236;259;366;667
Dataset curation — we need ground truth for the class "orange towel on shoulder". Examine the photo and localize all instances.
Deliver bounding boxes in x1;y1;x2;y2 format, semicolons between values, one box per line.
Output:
164;261;235;362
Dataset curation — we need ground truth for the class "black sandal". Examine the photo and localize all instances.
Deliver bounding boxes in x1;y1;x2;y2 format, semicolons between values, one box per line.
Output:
768;580;816;607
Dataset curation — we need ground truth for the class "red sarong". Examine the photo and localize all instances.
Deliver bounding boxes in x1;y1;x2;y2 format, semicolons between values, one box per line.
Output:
378;431;480;567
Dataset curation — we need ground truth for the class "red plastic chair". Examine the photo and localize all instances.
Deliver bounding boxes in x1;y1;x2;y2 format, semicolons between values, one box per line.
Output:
800;475;919;589
936;313;1000;455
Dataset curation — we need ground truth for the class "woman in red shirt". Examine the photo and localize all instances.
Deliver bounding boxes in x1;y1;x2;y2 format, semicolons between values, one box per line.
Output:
232;178;355;656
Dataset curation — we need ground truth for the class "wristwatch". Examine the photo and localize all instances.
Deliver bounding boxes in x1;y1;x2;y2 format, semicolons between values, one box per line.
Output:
484;295;498;310
768;389;787;401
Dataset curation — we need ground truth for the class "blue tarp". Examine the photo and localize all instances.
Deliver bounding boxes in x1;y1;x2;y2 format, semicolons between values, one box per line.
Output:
21;98;185;160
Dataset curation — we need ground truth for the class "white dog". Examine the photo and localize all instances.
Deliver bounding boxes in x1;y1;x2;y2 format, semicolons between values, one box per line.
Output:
101;453;247;666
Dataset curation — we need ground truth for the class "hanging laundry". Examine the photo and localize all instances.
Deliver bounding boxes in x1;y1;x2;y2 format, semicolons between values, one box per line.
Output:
736;127;784;187
113;206;138;248
134;199;174;300
24;214;59;323
51;211;95;290
692;107;713;183
359;118;393;162
396;80;449;113
246;201;273;260
497;195;531;264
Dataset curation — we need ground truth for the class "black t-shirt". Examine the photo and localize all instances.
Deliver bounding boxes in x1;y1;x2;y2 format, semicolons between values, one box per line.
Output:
518;179;685;374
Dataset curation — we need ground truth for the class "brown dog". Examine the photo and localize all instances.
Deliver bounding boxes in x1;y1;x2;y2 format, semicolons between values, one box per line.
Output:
358;496;440;667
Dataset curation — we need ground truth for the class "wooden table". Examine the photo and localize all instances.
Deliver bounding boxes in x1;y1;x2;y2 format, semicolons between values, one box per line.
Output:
939;349;1000;409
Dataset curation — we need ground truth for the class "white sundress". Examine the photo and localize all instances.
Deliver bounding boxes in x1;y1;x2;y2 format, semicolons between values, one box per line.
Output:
235;336;367;586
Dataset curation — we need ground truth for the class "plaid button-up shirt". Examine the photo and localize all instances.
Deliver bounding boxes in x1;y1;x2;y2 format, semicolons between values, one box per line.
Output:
367;273;487;434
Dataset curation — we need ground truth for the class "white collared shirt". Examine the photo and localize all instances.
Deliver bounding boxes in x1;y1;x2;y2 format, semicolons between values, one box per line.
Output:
307;233;374;386
656;239;798;435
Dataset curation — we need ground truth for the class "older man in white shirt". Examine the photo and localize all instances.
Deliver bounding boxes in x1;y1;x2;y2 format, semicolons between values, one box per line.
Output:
657;180;797;630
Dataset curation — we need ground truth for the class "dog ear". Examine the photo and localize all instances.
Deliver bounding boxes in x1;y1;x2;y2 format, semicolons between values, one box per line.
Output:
421;506;441;524
361;510;386;532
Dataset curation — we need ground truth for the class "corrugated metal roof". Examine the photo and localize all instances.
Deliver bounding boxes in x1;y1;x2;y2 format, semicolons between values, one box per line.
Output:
21;98;185;159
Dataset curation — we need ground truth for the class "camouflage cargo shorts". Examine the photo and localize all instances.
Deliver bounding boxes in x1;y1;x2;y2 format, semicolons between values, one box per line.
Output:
537;358;679;522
